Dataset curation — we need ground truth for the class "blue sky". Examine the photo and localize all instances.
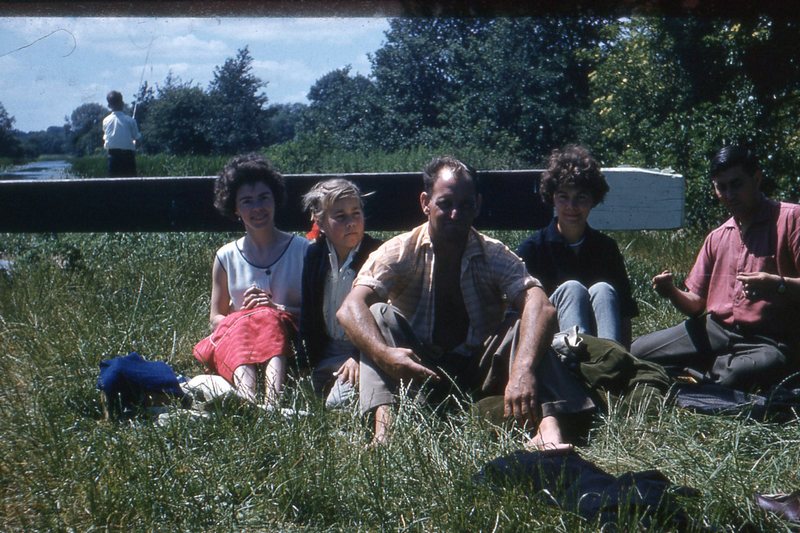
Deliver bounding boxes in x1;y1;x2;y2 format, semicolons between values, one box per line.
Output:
0;17;390;132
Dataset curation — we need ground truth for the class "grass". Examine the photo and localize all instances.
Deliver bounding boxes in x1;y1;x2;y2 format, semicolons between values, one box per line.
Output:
1;229;798;531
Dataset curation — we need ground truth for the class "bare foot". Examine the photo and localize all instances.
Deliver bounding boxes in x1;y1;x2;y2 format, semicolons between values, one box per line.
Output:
524;415;574;453
524;436;574;453
365;432;390;450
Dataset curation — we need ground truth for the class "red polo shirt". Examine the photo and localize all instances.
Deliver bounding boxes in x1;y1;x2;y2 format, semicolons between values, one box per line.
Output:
685;197;800;344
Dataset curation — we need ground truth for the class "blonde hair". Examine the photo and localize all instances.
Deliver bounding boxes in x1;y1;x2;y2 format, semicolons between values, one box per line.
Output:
302;178;364;222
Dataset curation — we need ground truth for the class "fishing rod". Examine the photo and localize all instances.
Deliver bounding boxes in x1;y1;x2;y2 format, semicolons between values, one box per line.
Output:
132;36;155;120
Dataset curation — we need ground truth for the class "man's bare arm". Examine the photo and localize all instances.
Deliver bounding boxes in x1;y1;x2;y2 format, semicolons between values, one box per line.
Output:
503;285;558;427
337;285;438;382
652;270;706;316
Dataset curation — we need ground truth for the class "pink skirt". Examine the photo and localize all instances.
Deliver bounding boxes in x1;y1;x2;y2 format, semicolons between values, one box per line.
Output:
193;306;297;384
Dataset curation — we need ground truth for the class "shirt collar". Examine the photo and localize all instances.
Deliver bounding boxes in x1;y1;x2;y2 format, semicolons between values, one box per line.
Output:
544;217;594;244
325;237;362;273
420;222;485;260
722;194;773;229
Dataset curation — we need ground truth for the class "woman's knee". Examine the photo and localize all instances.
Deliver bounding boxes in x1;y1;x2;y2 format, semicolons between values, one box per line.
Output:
588;282;617;300
551;280;589;303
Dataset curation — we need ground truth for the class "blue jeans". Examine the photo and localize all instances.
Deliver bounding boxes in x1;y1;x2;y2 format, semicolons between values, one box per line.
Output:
550;280;622;344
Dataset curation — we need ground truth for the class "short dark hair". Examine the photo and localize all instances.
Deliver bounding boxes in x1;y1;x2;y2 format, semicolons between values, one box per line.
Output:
709;145;760;179
213;153;287;220
422;155;479;195
106;90;124;111
539;145;609;206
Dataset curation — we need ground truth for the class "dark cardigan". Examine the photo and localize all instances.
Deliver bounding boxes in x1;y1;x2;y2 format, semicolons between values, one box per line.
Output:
516;218;639;319
299;233;382;369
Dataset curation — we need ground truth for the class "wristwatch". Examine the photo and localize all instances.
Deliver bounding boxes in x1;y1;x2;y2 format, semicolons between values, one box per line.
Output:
777;276;787;294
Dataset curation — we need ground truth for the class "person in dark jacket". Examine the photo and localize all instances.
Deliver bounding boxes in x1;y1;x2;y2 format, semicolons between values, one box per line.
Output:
301;179;382;407
517;145;638;348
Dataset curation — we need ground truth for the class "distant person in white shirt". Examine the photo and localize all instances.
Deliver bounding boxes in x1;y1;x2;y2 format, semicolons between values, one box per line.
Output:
102;91;141;177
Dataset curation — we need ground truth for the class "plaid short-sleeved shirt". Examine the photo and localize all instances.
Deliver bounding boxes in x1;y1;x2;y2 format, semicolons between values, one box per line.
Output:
355;223;540;355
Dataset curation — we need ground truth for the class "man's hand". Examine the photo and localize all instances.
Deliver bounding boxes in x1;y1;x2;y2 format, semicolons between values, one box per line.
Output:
503;367;540;429
378;347;440;383
737;271;781;299
651;269;706;316
334;357;360;387
652;270;675;298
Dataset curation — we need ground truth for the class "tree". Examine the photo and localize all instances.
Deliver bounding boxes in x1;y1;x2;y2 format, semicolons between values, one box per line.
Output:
263;102;306;146
369;18;483;151
17;126;68;157
584;16;800;226
439;17;604;161
0;101;23;158
207;46;269;154
140;73;214;155
298;67;380;151
365;18;603;159
131;81;156;130
67;102;106;156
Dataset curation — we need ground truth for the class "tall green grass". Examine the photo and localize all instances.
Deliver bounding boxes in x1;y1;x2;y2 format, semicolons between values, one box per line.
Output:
69;155;230;178
69;147;527;179
0;230;797;531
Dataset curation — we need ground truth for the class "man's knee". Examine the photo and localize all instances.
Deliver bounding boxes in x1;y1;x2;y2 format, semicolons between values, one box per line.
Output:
369;302;391;321
715;345;788;389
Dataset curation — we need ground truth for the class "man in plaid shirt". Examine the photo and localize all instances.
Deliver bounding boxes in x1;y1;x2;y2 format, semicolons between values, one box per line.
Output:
338;156;594;447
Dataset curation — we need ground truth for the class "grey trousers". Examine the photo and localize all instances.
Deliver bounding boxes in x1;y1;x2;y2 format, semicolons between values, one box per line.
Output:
631;314;794;391
359;303;595;417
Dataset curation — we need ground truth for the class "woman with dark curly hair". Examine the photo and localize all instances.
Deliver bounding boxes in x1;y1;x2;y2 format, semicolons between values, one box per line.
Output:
203;153;309;405
516;145;638;347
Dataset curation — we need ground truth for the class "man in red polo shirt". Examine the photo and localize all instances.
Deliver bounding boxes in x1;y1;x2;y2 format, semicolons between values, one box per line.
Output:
632;145;800;390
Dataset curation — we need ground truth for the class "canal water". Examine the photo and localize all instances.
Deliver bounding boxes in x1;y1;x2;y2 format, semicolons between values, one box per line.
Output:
0;160;73;180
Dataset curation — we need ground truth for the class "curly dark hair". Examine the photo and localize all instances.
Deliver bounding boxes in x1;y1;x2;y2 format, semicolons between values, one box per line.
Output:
213;153;287;220
539;145;609;206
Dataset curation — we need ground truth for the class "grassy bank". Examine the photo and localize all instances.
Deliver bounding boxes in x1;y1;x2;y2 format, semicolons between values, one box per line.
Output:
67;147;527;179
0;230;797;531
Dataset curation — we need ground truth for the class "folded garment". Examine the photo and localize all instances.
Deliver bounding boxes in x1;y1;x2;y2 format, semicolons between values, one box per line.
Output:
552;329;671;400
475;449;699;530
669;382;800;422
97;352;184;418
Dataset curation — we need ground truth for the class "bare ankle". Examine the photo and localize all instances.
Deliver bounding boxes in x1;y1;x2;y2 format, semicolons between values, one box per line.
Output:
525;415;573;452
372;405;393;446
